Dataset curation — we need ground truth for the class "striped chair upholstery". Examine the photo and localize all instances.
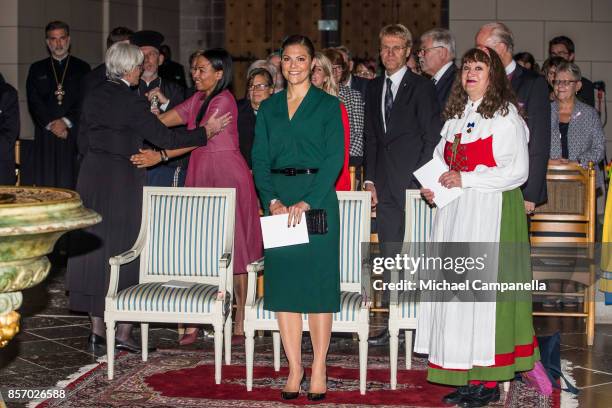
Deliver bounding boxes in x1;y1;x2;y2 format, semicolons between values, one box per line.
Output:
116;282;218;314
145;194;228;278
389;190;436;389
339;197;365;284
104;187;236;385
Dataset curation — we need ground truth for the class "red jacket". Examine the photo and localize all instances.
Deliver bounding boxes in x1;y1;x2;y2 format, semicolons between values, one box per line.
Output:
335;103;351;191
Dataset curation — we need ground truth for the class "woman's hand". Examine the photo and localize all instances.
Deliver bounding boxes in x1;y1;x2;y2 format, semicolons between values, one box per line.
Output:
420;188;435;205
145;87;169;105
270;200;288;215
287;201;310;227
130;148;162;168
202;109;232;139
439;170;462;189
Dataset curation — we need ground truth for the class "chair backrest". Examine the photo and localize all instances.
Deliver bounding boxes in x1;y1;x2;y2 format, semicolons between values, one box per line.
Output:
138;187;236;284
337;191;371;292
530;163;596;244
404;189;437;244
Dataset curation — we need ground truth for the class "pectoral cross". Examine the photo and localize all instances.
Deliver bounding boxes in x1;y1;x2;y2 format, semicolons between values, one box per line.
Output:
54;84;65;106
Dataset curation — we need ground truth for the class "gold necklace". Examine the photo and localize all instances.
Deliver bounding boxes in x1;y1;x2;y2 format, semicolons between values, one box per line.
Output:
50;56;70;106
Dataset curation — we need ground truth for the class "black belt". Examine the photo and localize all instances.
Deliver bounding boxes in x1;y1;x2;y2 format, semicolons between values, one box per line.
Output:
271;168;319;176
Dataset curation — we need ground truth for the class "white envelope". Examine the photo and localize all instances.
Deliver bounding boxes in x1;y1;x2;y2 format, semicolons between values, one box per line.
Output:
413;156;463;208
260;213;309;249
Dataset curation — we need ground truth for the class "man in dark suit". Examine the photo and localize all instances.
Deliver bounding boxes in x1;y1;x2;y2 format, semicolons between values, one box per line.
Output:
0;73;19;185
365;24;442;345
549;36;595;107
130;30;188;187
335;45;370;98
25;20;91;189
476;22;551;213
80;27;133;100
418;28;457;111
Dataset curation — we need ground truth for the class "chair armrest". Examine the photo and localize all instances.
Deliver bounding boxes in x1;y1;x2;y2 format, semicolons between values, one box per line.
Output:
106;241;145;299
245;258;264;307
361;256;372;308
219;252;232;269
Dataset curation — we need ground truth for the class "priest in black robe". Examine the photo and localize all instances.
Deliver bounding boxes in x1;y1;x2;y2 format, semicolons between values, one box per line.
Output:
130;30;189;187
25;21;90;188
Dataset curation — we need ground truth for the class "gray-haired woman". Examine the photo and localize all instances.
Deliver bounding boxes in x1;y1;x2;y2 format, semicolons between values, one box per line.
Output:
67;42;230;351
546;61;605;309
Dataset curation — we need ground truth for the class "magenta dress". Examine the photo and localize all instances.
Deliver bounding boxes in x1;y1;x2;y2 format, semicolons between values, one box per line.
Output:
175;89;263;274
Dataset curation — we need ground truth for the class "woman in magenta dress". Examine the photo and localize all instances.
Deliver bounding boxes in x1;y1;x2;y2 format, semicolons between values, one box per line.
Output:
131;48;263;343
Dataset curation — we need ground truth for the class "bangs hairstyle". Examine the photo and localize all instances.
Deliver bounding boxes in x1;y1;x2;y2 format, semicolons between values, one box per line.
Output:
247;67;274;89
323;48;348;83
193;48;233;126
444;47;520;121
379;24;413;48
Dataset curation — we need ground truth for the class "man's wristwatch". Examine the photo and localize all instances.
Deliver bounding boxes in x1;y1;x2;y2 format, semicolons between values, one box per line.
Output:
160;149;169;162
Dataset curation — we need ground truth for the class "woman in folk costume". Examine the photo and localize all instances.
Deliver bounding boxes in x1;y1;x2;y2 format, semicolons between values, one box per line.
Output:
418;47;539;408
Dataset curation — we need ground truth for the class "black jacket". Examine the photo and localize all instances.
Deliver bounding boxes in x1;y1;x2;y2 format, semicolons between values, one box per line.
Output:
0;76;19;184
364;69;442;206
350;75;370;99
237;98;256;168
510;64;551;205
434;64;457;111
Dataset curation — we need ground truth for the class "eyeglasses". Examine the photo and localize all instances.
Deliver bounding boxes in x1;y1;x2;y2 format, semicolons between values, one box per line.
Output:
552;79;578;87
248;83;270;91
380;45;407;54
331;65;343;72
550;51;570;58
416;46;444;56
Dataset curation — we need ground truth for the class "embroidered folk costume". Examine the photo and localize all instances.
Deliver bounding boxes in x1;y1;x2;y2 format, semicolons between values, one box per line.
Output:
415;98;540;385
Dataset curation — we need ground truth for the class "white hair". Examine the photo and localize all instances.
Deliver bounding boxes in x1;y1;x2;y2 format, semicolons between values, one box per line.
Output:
421;28;456;59
105;42;144;80
247;59;277;80
480;22;514;53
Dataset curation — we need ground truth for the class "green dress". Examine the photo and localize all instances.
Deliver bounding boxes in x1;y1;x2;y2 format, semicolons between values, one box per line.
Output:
252;86;344;313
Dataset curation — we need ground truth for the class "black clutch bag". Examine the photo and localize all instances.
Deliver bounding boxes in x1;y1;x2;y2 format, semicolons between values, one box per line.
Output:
305;209;328;235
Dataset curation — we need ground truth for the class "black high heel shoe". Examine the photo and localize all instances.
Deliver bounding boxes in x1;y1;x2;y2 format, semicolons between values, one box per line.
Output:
307;375;327;401
280;371;306;400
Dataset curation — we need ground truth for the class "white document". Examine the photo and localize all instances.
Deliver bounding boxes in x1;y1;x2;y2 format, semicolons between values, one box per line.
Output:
260;213;309;249
413;156;463;209
162;280;197;289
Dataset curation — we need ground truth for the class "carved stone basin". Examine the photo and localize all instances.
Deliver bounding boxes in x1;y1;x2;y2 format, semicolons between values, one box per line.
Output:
0;186;101;347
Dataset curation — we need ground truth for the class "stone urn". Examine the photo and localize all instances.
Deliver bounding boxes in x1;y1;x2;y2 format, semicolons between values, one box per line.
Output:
0;187;101;347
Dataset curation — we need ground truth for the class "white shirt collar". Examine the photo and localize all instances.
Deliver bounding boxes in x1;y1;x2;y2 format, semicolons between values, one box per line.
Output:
466;97;484;111
120;78;131;87
385;66;407;85
505;59;517;76
345;74;352;87
433;61;454;83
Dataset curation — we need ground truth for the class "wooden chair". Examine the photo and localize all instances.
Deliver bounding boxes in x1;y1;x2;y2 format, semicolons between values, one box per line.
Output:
105;187;236;381
530;162;597;345
388;189;436;389
244;191;372;394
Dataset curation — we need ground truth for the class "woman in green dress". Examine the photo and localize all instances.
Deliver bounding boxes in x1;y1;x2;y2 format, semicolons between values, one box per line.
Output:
252;34;344;401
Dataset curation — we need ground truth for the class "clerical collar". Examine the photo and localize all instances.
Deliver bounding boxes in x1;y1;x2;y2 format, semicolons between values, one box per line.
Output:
385;66;407;85
433;61;454;83
505;59;517;76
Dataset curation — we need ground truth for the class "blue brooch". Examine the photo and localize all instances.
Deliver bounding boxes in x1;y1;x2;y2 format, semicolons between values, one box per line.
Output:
466;122;475;133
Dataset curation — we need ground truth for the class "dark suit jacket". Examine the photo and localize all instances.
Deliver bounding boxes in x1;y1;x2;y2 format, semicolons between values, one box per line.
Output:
510;64;551;205
435;64;457;111
80;63;107;101
237;98;256;168
578;76;595;108
364;69;442;206
350;75;370;99
0;76;19;184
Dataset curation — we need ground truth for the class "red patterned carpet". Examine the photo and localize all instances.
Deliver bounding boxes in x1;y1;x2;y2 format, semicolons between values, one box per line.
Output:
31;348;560;407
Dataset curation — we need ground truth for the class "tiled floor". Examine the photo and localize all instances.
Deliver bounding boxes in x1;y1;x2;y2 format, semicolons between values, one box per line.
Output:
1;263;611;407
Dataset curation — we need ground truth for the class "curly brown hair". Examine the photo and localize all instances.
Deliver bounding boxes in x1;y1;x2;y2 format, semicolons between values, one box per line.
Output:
443;47;520;121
